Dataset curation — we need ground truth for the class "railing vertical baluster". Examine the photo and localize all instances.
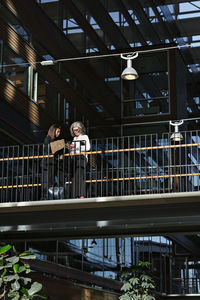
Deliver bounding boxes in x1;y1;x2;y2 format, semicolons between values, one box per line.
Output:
151;134;154;194
111;137;114;197
37;144;40;200
139;136;142;194
95;139;98;198
6;147;9;202
190;131;193;192
99;139;103;197
127;136;130;196
155;133;158;194
10;146;14;201
197;130;200;192
0;147;4;203
27;145;30;201
31;145;34;201
105;138;108;197
41;144;44;200
0;130;200;202
145;135;147;194
121;136;123;196
116;137;119;196
185;131;188;192
134;137;137;194
21;145;24;201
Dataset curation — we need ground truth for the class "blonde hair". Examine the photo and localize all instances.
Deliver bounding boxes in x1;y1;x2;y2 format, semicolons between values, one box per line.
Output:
70;121;86;137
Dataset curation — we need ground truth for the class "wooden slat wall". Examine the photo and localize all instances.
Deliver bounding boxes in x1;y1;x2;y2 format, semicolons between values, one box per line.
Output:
0;75;54;129
0;12;108;129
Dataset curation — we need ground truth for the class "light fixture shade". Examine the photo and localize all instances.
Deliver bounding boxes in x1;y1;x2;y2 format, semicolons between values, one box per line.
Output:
91;239;97;246
121;66;138;80
170;132;183;142
169;120;184;142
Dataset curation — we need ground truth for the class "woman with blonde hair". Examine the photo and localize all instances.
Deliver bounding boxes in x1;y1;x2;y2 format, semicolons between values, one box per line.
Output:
69;121;90;198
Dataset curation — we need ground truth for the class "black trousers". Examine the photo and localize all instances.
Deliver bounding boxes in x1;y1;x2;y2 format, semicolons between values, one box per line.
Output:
71;155;87;198
41;158;64;200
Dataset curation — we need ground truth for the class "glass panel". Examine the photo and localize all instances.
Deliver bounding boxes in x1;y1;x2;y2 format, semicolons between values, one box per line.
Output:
2;44;29;95
122;51;169;117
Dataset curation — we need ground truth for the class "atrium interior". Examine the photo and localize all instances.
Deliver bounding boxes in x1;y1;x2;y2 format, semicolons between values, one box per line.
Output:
1;0;200;299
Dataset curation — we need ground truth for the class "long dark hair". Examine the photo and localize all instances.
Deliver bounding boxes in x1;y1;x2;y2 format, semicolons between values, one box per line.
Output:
47;124;61;140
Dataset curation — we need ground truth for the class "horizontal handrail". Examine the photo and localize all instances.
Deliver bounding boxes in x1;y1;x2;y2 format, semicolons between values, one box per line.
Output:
0;142;200;162
1;131;200;200
1;172;200;189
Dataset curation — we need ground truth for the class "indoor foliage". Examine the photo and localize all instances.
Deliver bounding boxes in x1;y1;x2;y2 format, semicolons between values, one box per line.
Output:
119;261;156;300
0;244;46;300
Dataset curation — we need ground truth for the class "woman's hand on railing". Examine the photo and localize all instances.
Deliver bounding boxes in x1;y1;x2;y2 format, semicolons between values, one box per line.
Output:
66;143;75;150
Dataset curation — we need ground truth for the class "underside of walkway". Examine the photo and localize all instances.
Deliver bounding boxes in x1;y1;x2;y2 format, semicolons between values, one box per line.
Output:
1;191;200;240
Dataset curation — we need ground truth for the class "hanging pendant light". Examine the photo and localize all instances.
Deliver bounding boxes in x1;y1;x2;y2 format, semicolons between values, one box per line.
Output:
121;52;139;80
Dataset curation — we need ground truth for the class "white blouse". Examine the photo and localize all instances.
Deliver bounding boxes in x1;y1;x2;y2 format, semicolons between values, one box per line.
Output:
72;134;90;154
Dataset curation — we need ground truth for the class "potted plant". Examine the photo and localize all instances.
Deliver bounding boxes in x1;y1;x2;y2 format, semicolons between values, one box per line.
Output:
0;244;46;300
119;261;156;300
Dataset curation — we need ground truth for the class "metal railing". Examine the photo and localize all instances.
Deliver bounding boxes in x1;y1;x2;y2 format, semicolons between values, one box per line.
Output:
1;130;200;202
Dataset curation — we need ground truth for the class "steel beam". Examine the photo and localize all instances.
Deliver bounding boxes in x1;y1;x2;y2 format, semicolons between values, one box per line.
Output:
115;0;147;46
62;0;108;52
167;235;200;256
127;0;161;44
62;0;120;74
83;0;130;49
1;192;200;240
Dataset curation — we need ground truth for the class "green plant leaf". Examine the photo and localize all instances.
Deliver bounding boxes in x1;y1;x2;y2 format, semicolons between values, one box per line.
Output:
121;282;132;292
140;275;152;282
0;258;3;266
11;280;20;291
13;264;19;274
12;246;18;255
0;277;2;288
129;277;139;286
0;266;4;270
0;244;12;255
120;271;130;280
6;256;19;264
3;274;19;282
1;268;7;278
119;294;131;300
144;296;155;300
141;282;152;289
19;250;34;256
11;295;20;300
20;255;36;260
28;282;42;296
21;277;32;285
32;294;47;299
131;295;138;300
21;286;29;296
5;262;13;268
138;261;151;268
8;290;19;298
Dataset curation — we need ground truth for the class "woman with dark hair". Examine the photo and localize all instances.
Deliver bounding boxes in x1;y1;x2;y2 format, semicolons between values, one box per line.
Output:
68;121;90;198
41;124;65;200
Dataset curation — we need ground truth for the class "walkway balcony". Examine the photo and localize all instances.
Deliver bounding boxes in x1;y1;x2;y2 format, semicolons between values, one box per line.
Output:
1;129;200;240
